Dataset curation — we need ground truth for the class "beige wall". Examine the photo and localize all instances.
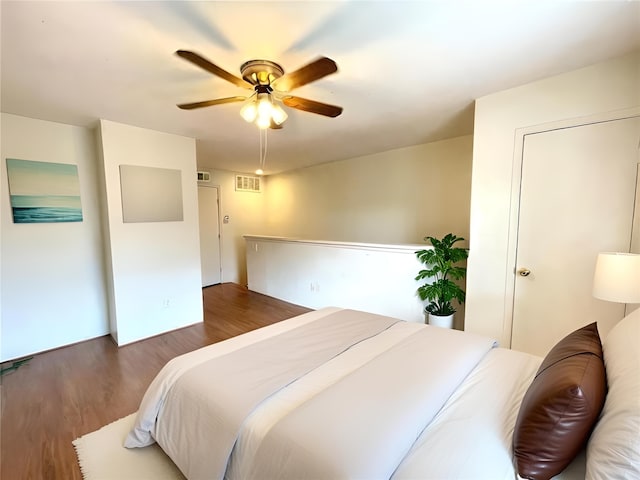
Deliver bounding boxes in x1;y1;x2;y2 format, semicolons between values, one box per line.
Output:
264;135;473;245
204;136;473;301
466;51;640;346
203;169;267;285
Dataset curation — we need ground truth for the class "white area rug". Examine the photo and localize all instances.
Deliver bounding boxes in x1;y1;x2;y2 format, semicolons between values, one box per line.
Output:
73;413;185;480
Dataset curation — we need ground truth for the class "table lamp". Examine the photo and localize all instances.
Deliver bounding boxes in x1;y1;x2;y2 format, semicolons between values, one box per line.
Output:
592;252;640;303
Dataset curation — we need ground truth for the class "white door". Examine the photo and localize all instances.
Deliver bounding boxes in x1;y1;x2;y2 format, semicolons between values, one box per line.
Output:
198;186;222;287
511;117;640;357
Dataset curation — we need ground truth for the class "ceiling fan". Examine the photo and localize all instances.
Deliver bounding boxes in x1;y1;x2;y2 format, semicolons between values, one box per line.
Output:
175;50;343;129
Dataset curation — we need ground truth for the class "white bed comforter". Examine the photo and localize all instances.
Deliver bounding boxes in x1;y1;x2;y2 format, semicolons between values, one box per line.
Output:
126;308;544;480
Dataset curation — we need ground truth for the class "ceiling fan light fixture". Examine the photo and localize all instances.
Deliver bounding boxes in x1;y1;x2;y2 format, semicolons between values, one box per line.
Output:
242;91;287;128
256;93;273;117
176;51;342;127
256;115;272;130
239;100;258;123
271;104;288;125
256;95;273;128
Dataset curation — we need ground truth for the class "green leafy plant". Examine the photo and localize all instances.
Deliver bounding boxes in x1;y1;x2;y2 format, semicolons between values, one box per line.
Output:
415;233;468;316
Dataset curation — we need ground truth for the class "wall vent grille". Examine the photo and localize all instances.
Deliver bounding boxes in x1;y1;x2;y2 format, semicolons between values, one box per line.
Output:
197;171;211;182
235;175;261;192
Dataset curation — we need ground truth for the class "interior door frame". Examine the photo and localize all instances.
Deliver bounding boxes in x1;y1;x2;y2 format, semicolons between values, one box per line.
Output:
501;106;640;348
198;183;224;284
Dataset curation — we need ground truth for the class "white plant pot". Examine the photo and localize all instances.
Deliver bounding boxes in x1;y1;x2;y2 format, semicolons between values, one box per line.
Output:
427;313;454;329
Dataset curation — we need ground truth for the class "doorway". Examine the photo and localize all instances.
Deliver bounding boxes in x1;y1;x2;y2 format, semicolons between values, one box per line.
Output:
198;185;222;287
510;116;639;356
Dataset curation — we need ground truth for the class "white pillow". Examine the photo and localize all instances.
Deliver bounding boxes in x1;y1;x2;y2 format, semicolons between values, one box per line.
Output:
586;307;640;479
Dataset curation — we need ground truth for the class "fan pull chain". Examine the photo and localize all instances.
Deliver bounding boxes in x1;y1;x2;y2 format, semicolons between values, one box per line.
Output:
258;128;268;172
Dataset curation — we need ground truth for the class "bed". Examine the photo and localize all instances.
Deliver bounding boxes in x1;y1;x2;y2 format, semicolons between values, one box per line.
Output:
125;306;640;480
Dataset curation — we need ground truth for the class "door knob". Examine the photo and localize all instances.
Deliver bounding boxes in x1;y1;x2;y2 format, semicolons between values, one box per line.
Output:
517;268;531;277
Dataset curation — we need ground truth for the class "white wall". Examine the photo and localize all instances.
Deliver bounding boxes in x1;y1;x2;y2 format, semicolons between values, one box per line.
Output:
264;135;473;244
245;236;427;323
1;114;109;361
98;120;202;345
466;52;640;346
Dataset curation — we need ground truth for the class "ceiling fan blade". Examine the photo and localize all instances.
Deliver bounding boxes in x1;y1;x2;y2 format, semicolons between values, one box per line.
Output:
176;50;252;89
273;57;338;91
177;96;246;110
282;96;343;118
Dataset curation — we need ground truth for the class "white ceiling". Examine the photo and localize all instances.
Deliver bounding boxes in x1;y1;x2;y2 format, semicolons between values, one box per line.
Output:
2;1;639;175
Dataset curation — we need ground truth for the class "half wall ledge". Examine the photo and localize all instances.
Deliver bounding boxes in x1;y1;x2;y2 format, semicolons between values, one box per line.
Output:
244;235;429;323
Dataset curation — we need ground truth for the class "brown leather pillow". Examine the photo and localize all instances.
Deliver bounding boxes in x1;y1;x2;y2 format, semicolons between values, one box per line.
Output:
513;323;606;480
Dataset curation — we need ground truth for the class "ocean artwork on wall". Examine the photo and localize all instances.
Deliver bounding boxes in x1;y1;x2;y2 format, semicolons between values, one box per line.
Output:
6;158;83;223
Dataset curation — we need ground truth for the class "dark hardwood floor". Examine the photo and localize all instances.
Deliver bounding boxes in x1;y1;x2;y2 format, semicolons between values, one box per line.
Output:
0;283;311;480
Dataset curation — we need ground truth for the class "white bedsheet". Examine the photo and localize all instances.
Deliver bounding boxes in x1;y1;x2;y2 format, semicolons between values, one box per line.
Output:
226;318;425;479
243;325;496;479
393;347;540;480
126;307;586;480
126;307;344;448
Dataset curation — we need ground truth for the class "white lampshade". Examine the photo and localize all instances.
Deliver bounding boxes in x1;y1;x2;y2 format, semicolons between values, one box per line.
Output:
592;252;640;303
271;104;288;125
239;101;257;123
239;91;288;129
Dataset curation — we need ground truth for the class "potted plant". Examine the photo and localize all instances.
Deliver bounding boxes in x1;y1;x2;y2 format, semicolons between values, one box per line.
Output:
415;233;468;328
